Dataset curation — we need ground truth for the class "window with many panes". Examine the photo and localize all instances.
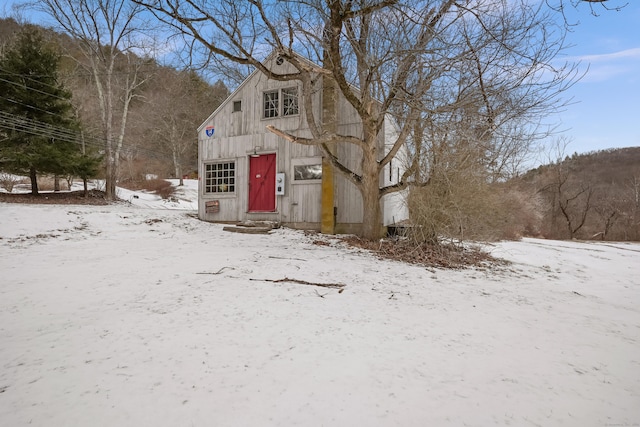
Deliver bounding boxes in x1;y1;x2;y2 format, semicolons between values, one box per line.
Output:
263;87;298;118
282;88;298;116
263;91;279;118
204;162;235;194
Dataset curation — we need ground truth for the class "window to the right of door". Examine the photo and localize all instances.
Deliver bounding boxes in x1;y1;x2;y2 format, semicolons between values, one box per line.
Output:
292;158;322;183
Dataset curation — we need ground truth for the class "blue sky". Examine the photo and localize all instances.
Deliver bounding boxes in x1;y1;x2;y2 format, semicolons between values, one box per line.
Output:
554;2;640;154
2;0;638;156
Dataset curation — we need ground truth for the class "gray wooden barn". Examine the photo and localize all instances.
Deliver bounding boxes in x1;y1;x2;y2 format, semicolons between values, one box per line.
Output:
197;54;408;234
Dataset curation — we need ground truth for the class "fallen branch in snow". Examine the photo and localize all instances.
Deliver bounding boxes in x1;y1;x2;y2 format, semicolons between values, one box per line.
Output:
268;255;307;261
196;267;234;275
250;277;345;289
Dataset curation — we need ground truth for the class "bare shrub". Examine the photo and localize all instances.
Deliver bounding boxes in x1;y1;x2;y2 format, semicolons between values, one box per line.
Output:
0;173;22;193
408;174;540;242
120;178;176;199
496;186;544;239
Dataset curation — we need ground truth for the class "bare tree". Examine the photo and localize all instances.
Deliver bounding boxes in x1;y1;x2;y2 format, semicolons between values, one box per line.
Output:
557;176;593;239
623;173;640;240
33;0;153;200
548;0;627;21
144;68;228;185
135;0;578;239
592;197;620;240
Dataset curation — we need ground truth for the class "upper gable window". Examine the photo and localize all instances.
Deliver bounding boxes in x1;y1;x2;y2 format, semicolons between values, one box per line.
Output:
282;88;298;116
263;87;298;119
233;100;242;112
263;91;279;118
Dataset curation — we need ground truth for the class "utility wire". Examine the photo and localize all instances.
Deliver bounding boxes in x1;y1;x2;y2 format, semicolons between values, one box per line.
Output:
0;69;198;160
0;111;102;149
0;76;72;104
0;93;71;119
0;65;155;81
0;111;177;160
0;93;192;160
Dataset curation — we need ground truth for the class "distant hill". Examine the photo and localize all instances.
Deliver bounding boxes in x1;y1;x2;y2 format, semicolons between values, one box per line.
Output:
516;147;640;241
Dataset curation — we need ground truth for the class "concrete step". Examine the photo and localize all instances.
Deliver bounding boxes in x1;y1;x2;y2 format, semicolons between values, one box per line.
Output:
222;220;280;234
222;225;272;234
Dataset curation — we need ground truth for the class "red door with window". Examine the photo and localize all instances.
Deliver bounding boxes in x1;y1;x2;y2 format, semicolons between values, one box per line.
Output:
248;153;276;212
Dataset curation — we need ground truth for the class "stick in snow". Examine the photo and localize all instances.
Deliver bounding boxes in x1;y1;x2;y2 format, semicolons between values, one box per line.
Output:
250;277;345;289
196;267;234;275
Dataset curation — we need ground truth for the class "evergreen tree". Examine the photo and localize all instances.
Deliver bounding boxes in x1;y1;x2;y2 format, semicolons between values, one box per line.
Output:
72;151;103;197
0;27;81;195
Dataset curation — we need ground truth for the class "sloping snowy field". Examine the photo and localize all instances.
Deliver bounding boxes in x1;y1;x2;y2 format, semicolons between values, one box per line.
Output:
0;190;639;426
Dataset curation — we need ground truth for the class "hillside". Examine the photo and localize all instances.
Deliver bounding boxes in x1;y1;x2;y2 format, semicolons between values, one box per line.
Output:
524;147;640;187
517;146;640;241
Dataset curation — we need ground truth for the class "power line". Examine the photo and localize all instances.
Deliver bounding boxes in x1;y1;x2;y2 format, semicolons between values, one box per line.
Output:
0;77;72;107
0;93;71;120
0;111;101;149
0;111;177;160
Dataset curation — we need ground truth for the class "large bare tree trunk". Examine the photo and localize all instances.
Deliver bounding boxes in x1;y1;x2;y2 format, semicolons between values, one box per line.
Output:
360;168;382;240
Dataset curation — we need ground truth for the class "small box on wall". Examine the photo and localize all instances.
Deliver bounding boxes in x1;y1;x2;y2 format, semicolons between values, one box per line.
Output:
205;200;220;213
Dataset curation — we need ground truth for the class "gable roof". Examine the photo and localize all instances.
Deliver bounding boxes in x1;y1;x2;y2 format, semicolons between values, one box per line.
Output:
198;51;322;133
197;68;260;133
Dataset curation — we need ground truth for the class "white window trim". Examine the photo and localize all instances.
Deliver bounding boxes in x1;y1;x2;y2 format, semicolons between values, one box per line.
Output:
263;90;279;119
203;160;237;195
262;86;299;120
291;157;322;184
282;87;299;116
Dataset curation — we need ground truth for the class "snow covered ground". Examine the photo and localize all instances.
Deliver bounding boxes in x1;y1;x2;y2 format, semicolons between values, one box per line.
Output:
0;186;639;427
115;179;199;211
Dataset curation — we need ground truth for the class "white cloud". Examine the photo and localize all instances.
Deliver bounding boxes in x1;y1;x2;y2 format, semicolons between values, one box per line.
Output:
566;47;640;83
576;47;640;63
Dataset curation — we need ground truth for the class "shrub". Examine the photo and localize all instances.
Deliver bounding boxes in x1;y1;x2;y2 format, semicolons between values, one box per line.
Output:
408;174;541;242
141;179;175;199
118;178;176;199
0;173;22;192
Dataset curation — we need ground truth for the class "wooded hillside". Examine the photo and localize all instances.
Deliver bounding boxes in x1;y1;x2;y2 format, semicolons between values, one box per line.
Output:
517;147;640;241
0;17;229;184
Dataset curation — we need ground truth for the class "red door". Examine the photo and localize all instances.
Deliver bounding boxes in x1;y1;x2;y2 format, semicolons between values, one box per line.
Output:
248;153;276;212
